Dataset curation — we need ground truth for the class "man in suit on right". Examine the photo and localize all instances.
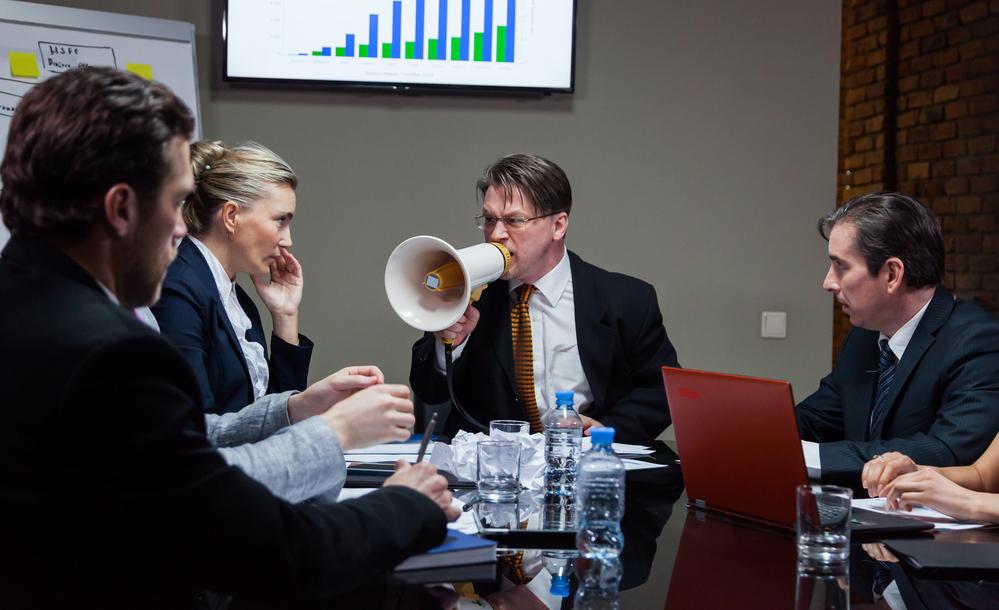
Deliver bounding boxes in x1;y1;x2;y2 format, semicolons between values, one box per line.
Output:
796;191;999;491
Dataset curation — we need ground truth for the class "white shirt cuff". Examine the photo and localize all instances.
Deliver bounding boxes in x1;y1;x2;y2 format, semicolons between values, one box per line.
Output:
802;440;822;480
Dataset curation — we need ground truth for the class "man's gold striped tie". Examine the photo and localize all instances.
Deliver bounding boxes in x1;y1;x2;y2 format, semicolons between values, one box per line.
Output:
511;284;543;433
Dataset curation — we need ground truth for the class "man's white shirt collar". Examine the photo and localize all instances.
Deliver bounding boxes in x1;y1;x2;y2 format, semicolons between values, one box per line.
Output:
880;296;933;361
509;247;570;306
94;279;119;305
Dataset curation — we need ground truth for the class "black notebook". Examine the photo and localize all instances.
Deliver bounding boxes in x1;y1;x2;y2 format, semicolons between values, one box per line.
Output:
887;540;999;573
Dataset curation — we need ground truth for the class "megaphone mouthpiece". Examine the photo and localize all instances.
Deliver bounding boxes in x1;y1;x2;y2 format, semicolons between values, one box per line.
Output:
424;261;464;292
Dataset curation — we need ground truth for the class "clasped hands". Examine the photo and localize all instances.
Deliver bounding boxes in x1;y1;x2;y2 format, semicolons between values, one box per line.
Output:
287;365;459;521
861;451;978;520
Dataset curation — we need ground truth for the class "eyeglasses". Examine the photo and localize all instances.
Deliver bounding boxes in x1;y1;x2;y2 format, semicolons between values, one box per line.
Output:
475;212;557;231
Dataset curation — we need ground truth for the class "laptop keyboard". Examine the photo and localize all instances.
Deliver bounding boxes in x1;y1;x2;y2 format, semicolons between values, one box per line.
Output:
818;502;856;525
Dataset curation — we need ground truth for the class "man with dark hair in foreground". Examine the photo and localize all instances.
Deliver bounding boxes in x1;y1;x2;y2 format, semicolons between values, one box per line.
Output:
0;67;456;609
796;191;999;491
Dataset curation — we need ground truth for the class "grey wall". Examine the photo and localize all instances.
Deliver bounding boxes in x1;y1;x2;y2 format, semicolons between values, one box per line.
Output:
42;0;841;438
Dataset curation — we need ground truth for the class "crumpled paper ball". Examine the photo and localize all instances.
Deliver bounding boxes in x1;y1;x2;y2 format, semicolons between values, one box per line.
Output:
430;430;548;493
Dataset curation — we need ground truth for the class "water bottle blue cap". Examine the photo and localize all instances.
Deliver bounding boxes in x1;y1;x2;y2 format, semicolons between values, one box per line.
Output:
555;390;574;403
591;427;615;445
550;575;570;597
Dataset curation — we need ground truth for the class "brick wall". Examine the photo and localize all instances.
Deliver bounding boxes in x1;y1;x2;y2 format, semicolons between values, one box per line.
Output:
835;0;999;354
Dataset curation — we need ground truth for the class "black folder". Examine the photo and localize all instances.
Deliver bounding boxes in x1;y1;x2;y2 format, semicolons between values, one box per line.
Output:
887;539;999;579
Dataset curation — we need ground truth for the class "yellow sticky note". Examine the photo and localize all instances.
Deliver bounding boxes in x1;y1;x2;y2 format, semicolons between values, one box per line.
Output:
126;63;153;80
9;52;39;78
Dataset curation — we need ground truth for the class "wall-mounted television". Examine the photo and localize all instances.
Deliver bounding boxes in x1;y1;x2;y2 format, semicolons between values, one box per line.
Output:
223;0;575;93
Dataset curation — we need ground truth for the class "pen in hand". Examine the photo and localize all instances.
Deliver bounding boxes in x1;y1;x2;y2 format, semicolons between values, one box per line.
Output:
415;413;437;463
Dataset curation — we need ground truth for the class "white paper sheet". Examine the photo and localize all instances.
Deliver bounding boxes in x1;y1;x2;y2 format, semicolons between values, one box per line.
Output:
581;438;655;454
622;458;668;471
852;497;989;531
343;442;425;455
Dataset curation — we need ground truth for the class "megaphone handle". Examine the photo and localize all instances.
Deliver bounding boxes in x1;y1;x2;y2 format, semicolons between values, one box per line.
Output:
444;343;489;433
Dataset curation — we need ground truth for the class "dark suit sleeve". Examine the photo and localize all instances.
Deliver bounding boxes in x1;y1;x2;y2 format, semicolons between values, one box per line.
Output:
599;284;679;444
816;327;999;489
63;336;446;602
267;332;313;393
410;333;450;406
151;277;219;412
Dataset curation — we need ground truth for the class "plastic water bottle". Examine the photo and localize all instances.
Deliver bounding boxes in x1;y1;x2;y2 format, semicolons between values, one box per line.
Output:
541;550;576;598
576;427;625;566
543;390;583;504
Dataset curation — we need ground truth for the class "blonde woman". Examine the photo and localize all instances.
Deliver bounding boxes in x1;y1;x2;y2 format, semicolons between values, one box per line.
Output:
153;141;312;414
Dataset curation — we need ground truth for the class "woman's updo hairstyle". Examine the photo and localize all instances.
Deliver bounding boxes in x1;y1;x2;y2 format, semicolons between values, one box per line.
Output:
185;140;298;235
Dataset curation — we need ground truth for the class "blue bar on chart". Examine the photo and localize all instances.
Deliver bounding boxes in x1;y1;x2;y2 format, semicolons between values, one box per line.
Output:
437;0;447;59
368;14;378;58
391;1;402;58
310;0;518;64
482;0;493;61
415;0;425;59
460;0;470;60
506;0;516;62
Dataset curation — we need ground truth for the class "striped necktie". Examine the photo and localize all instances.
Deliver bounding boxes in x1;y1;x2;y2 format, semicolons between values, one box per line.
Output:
869;339;897;439
511;284;543;433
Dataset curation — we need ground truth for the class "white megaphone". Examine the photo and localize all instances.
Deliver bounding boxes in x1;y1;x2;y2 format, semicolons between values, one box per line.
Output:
385;236;511;332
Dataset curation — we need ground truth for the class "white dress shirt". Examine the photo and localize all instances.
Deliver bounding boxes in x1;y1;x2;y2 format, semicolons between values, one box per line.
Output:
802;297;933;478
189;236;269;400
437;248;594;419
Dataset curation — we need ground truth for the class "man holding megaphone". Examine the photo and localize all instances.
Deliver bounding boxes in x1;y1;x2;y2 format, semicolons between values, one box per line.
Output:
408;153;680;444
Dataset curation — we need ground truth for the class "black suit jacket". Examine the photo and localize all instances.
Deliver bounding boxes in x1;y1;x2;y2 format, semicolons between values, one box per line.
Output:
152;237;313;414
796;286;999;489
0;238;446;610
410;251;679;444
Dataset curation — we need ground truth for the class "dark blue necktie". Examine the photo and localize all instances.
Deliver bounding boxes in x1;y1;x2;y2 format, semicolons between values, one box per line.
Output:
869;339;897;439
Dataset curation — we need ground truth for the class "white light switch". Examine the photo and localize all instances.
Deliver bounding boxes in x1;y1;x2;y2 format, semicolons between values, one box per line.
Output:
761;311;787;339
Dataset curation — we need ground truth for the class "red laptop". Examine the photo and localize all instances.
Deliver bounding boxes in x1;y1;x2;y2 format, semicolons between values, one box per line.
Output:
662;366;932;535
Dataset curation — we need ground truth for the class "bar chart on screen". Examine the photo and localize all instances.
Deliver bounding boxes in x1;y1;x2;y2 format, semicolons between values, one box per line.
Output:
225;0;575;90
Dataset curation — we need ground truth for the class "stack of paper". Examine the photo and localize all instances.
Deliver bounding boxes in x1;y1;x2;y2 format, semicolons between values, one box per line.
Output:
344;441;429;464
852;498;989;531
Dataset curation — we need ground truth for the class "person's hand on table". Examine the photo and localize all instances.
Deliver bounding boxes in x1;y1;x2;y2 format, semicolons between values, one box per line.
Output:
580;415;604;436
882;468;983;521
384;459;461;522
288;365;385;422
862;451;919;497
288;383;414;450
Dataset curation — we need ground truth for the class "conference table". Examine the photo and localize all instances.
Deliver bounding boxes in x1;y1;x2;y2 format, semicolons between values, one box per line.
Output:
231;442;999;609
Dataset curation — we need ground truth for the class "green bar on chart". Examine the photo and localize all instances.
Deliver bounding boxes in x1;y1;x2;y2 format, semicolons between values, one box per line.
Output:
429;38;439;59
474;32;483;61
311;50;322;56
359;44;369;58
405;41;415;59
335;47;346;57
382;42;392;58
451;36;461;60
496;26;506;62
